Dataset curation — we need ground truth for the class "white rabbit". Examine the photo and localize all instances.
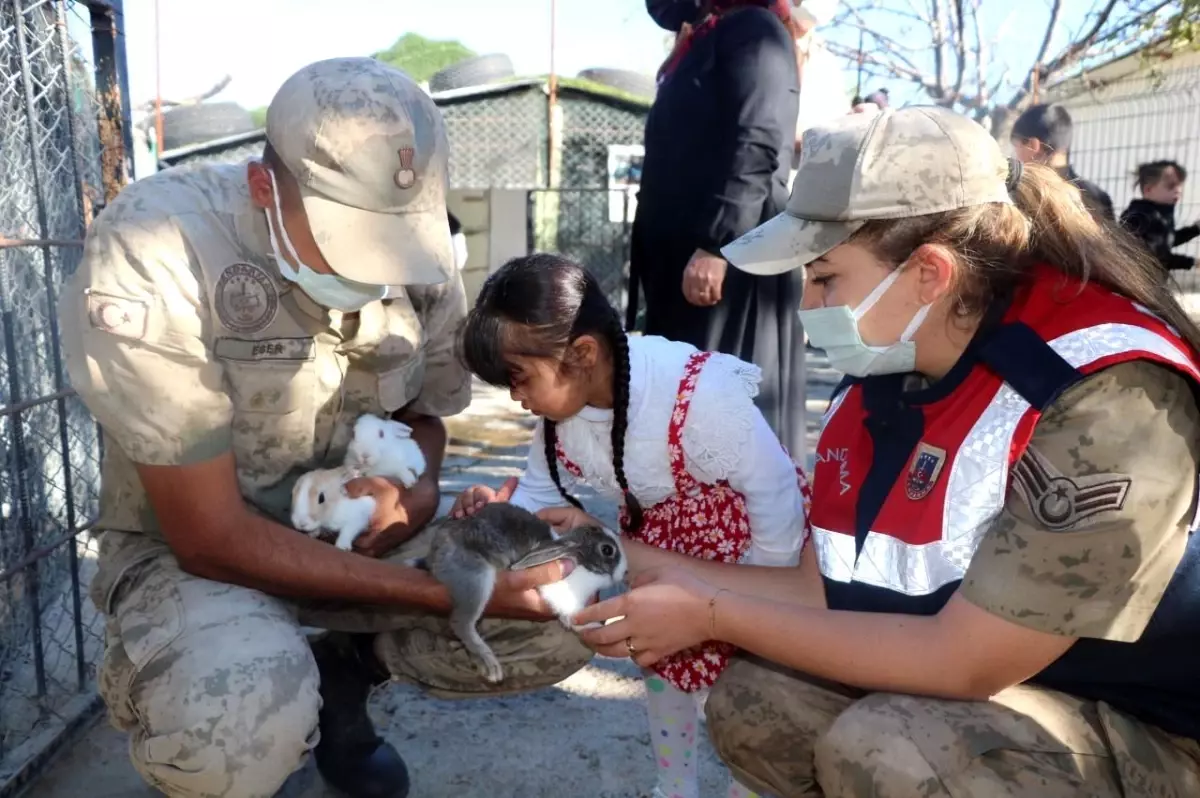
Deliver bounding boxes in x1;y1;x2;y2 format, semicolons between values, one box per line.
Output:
290;466;376;551
410;502;627;683
345;414;427;488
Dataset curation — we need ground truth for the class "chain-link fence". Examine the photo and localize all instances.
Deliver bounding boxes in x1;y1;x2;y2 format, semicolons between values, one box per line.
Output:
524;85;648;314
439;83;549;190
0;1;130;793
1051;58;1200;298
528;188;635;313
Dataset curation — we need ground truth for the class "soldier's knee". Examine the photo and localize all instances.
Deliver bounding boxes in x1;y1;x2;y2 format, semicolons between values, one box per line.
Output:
814;694;940;797
131;644;321;798
379;618;593;695
705;658;771;770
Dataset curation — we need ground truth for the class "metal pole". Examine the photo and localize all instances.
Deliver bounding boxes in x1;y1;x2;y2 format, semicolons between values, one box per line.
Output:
54;0;89;692
10;0;50;699
548;0;558;104
546;0;558;189
154;0;163;156
90;0;134;198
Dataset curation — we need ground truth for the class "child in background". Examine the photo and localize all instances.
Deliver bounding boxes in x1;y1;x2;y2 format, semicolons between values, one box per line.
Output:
1009;103;1115;223
1121;160;1200;275
452;254;812;798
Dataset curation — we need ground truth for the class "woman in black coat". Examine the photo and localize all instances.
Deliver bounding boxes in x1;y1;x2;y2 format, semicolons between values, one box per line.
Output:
631;0;805;454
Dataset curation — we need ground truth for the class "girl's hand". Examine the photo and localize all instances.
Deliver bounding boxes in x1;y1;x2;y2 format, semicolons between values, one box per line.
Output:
536;505;603;532
574;567;718;668
450;477;519;518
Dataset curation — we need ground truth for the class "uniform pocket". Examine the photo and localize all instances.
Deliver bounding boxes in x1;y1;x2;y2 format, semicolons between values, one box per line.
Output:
215;336;317;414
1097;701;1200;798
378;356;426;414
217;337;320;474
104;560;186;731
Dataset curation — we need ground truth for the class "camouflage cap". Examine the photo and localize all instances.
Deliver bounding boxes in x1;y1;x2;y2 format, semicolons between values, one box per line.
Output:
267;57;451;286
722;105;1012;277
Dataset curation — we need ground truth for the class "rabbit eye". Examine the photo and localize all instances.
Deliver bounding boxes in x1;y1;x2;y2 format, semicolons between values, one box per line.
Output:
317;492;326;505
600;543;616;558
378;430;385;439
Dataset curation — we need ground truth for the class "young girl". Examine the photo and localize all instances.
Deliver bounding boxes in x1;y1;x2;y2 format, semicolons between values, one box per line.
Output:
1121;159;1200;274
453;253;812;798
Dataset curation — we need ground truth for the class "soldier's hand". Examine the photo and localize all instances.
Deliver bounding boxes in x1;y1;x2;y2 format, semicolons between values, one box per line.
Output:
344;476;439;558
484;558;575;621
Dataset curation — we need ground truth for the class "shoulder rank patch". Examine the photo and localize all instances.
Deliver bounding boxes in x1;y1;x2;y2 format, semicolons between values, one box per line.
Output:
86;291;149;340
1012;445;1132;532
906;442;947;501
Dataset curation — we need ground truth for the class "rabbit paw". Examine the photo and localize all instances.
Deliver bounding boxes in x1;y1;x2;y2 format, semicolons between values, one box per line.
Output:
482;657;504;684
570;621;604;632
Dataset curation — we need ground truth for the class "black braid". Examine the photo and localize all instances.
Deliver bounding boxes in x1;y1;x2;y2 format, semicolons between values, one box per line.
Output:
608;316;643;534
542;419;584;510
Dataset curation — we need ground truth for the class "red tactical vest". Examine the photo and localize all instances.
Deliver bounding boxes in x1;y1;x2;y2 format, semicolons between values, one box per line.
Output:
810;265;1200;602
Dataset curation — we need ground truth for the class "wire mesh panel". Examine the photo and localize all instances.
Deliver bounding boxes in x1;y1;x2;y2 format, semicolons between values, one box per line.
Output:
1053;61;1200;298
528;188;634;312
437;86;548;190
558;89;649;189
0;0;114;793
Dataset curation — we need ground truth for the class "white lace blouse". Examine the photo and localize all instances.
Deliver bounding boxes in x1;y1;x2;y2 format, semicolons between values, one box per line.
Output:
509;335;806;566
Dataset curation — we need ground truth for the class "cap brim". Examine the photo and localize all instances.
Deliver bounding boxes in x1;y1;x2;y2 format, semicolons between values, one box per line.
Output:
302;189;453;287
721;212;864;277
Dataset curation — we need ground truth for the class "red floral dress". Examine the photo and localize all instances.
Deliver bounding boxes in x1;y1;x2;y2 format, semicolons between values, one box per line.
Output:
556;351;814;693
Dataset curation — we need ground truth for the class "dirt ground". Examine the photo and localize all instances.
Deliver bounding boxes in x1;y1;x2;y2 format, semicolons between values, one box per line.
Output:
22;358;839;798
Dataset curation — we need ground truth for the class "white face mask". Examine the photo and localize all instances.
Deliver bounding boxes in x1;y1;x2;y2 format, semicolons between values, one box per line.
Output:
264;171;388;313
798;263;932;378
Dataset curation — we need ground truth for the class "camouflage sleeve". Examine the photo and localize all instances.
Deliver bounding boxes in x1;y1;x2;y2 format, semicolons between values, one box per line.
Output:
407;267;471;418
58;215;233;466
960;360;1200;642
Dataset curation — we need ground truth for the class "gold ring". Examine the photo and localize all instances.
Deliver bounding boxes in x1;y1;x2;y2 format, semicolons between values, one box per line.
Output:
625;637;637;657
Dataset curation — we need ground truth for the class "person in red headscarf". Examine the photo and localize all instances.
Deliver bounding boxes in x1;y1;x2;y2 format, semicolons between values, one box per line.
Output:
630;0;809;464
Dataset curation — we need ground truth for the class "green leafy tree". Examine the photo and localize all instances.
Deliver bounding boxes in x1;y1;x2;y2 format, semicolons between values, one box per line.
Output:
372;33;477;82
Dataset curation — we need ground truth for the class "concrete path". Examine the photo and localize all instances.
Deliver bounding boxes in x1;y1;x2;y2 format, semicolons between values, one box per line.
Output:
23;353;839;798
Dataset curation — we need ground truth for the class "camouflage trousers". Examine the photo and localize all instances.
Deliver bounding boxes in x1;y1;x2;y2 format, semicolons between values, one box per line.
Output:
705;657;1200;798
94;531;592;798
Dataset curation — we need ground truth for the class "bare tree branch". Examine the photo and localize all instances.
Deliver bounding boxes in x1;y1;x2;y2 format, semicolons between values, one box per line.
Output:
1028;0;1064;91
950;0;968;99
832;0;1183;137
135;75;233;115
930;0;947;99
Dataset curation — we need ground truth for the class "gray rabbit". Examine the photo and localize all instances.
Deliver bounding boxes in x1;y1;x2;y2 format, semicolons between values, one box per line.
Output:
409;502;627;683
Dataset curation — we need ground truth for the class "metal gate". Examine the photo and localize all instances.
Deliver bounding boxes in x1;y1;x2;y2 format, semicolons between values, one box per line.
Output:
0;1;132;793
527;188;637;320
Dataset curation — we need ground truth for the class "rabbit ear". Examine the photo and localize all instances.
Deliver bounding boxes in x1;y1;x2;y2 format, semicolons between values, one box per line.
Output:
510;539;580;571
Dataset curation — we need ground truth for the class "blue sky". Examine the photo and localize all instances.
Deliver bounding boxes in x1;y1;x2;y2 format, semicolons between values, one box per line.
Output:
86;0;1114;113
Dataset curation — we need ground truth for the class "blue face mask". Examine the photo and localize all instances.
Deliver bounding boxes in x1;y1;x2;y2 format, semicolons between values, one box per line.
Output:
265;171;388;313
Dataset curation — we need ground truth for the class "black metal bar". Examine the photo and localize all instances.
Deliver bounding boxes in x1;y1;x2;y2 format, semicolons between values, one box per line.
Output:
0;520;97;587
11;0;51;699
55;0;89;692
0;237;85;249
89;0;134;199
0;387;76;420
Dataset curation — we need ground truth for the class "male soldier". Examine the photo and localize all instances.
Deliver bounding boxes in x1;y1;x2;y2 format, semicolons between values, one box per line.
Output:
58;58;590;798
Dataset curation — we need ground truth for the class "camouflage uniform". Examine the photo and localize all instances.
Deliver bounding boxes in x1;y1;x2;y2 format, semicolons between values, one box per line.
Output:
705;362;1200;797
714;105;1200;797
59;59;589;798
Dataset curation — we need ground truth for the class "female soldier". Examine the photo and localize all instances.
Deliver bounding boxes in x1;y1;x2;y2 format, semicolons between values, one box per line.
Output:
555;106;1200;797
